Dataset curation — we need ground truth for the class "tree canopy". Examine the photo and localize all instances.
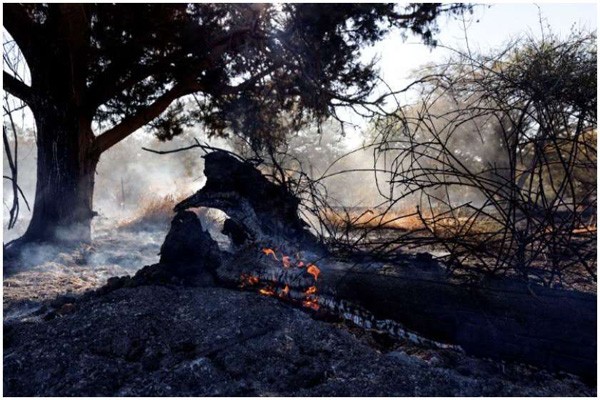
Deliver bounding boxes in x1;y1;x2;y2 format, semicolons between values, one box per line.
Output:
4;3;465;151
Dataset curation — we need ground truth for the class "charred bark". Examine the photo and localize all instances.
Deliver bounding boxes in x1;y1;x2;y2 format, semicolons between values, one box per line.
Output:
19;103;98;244
143;150;597;381
175;151;325;254
328;267;597;382
4;13;99;248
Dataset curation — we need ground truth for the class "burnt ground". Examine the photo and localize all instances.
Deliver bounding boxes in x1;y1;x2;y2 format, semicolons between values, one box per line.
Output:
3;217;596;396
3;283;595;396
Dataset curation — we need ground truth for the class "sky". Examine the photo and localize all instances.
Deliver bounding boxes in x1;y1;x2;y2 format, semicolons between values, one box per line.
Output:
368;3;597;90
339;2;598;138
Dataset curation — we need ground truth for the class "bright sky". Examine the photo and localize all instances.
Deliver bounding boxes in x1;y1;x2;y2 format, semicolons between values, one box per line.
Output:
370;2;597;90
341;2;597;140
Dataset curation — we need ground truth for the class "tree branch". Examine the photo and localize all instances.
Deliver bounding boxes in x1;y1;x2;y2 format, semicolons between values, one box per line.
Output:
3;72;33;105
86;25;256;113
94;81;201;153
3;4;38;64
94;65;274;154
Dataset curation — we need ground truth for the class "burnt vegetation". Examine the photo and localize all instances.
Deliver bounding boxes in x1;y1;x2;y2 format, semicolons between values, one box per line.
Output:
287;30;597;290
2;3;597;396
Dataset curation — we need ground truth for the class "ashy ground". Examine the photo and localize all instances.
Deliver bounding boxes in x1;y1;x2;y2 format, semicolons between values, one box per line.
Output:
2;223;596;396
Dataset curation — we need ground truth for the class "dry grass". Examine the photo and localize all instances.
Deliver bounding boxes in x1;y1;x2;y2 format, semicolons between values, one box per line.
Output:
321;207;596;239
118;194;184;229
322;208;425;231
320;207;504;236
118;192;229;234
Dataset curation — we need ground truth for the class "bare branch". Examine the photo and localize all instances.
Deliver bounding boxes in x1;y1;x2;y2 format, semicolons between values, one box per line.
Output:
3;72;33;106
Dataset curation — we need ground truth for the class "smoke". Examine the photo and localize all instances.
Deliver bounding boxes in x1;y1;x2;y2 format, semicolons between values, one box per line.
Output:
2;125;234;239
281;121;392;209
3;125;235;319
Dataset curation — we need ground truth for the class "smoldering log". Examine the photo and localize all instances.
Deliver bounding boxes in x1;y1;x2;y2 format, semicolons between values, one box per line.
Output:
165;225;596;382
215;244;596;381
157;150;595;381
327;265;596;382
174;150;325;254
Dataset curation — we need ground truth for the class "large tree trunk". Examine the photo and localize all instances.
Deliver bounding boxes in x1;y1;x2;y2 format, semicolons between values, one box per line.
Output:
19;102;98;244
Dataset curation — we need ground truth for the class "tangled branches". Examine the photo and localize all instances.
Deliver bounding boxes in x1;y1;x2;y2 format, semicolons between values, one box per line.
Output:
367;31;597;287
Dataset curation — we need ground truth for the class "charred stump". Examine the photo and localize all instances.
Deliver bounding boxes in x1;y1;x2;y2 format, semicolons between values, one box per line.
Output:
118;150;596;381
159;210;222;278
174;151;324;253
98;211;221;293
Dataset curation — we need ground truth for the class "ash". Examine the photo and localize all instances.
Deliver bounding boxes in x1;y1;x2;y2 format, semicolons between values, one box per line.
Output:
4;286;593;396
4;220;165;320
2;216;595;396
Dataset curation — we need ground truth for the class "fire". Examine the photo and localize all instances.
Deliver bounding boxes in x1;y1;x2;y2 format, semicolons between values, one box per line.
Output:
243;247;323;312
302;299;320;311
262;248;279;260
259;287;275;296
304;286;317;295
307;264;321;280
240;273;259;287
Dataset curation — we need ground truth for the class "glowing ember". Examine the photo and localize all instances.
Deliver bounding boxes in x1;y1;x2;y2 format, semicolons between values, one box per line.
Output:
302;299;320;311
247;247;323;312
259;287;275;296
306;264;321;280
304;286;317;295
240;273;260;287
262;248;279;260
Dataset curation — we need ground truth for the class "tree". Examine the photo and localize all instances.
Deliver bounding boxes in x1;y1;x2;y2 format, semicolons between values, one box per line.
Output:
371;29;596;285
3;3;463;245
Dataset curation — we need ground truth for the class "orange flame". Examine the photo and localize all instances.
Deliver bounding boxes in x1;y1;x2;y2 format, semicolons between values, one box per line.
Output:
302;299;320;311
307;264;321;280
253;248;323;312
262;248;279;260
304;286;317;295
259;287;275;296
240;273;260;287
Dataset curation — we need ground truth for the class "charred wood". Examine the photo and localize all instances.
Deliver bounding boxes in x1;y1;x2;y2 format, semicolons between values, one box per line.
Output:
115;150;596;381
175;150;325;254
214;243;596;381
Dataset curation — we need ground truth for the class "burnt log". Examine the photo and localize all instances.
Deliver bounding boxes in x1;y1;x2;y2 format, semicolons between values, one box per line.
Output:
325;266;596;382
160;150;595;380
174;150;325;254
218;249;597;381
